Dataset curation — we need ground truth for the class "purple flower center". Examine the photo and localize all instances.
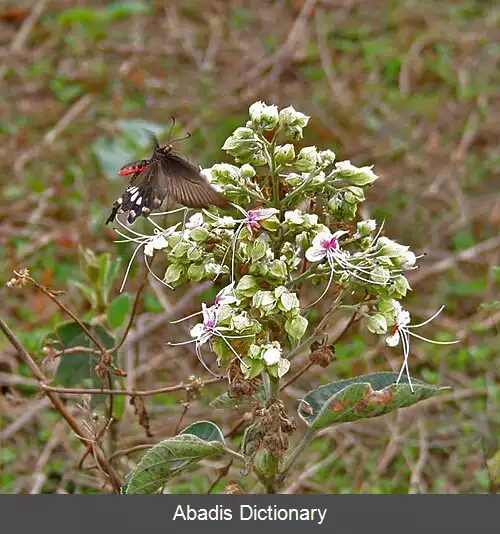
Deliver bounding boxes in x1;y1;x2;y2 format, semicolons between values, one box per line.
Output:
247;211;261;231
321;236;339;251
205;320;216;329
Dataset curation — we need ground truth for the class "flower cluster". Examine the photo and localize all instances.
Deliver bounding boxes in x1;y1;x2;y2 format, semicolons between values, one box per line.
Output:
107;101;458;389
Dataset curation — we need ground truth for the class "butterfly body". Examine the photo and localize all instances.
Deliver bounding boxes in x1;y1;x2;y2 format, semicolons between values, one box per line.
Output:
106;136;228;225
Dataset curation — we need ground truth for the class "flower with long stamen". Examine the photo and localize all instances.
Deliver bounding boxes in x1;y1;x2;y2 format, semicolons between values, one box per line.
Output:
305;230;392;307
112;216;181;293
385;301;460;393
170;282;240;324
167;302;253;375
204;205;279;281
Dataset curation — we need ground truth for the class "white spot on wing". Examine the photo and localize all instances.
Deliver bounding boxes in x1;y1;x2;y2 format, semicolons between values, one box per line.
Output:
117;197;123;205
130;191;139;202
128;186;138;194
136;197;142;206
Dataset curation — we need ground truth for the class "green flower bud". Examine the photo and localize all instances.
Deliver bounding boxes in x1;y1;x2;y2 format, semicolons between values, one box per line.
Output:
278;290;300;312
285;314;308;342
284;172;303;187
366;313;388;334
259;214;280;232
296;146;318;172
318;149;336;167
240;164;256;179
357;219;377;236
391;275;411;298
252;290;277;314
250;237;268;261
250;151;267;166
269;259;287;279
274;144;295;165
249;101;279;131
334;160;378;186
284;125;303;141
279;106;309;128
377;237;409;258
165;264;183;284
187;246;202;262
235;275;259;297
210;163;241;184
189;227;209;242
187;263;205;281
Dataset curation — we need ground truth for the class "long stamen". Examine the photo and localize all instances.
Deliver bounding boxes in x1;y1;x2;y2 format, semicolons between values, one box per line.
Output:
113;228;150;245
146;217;167;233
406;331;460;345
334;254;389;285
143;254;173;289
149;207;188;217
339;256;398;282
216;331;249;368
396;328;414;393
167;339;198;346
231;223;245;283
306;261;335;309
115;215;151;239
119;242;143;293
407;305;445;329
195;342;219;376
170;310;204;324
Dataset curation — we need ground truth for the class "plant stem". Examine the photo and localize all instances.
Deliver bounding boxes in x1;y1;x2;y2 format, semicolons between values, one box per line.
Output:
280;428;316;481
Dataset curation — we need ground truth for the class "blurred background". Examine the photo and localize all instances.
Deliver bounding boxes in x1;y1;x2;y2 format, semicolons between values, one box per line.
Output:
1;0;499;494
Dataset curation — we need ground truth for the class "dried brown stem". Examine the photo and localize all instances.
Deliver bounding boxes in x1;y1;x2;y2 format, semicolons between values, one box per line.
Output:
0;317;122;492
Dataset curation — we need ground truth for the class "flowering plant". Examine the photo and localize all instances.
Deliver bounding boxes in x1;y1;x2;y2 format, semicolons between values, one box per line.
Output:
106;102;460;493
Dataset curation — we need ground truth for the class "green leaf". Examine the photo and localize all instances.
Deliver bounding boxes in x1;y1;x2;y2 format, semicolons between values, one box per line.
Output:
100;255;121;304
49;322;117;407
107;294;131;329
124;422;226;494
180;421;225;443
298;372;450;430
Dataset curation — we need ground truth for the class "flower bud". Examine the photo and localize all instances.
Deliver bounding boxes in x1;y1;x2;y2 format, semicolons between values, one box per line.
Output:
279;106;310;128
377;237;409;258
239;164;256;179
357;219;377;236
334;160;378;186
210;163;241;184
274;144;295;165
318;149;336;167
295;146;318;172
366;314;388;334
284;125;304;141
249;101;279;130
262;347;282;366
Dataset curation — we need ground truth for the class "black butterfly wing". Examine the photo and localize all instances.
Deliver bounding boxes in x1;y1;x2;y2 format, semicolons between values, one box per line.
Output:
106;161;168;224
160;153;229;209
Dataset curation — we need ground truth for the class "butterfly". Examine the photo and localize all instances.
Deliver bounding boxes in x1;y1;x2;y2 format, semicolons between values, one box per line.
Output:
106;131;228;225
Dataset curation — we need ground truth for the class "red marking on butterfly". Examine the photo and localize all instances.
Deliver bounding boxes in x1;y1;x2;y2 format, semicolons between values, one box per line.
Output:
118;159;151;176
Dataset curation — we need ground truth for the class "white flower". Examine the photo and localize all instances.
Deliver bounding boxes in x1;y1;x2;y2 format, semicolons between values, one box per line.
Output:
168;302;253;375
262;347;282;366
304;229;394;307
112;216;182;293
284;209;305;225
203;206;279;282
143;233;169;257
385;302;460;393
185;212;205;229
